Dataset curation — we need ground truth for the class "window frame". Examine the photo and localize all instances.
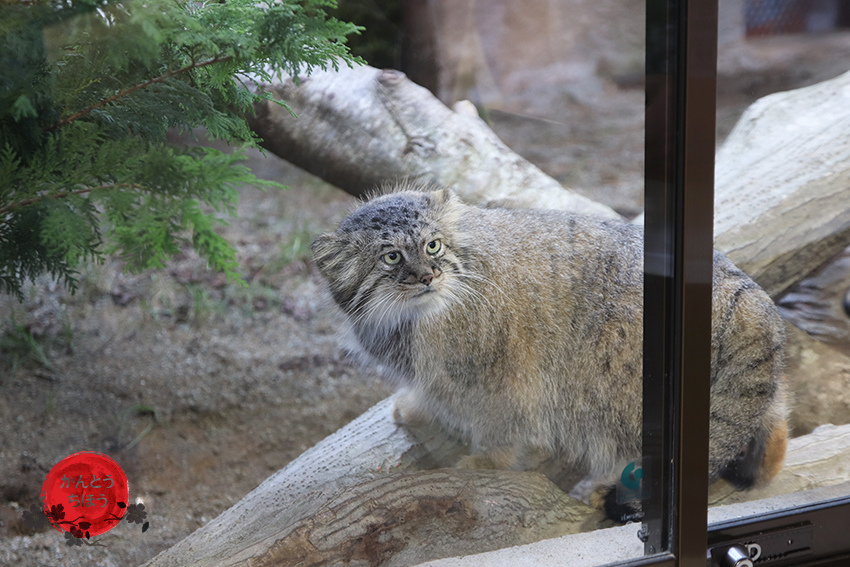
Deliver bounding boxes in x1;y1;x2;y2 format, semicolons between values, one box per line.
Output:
626;1;850;566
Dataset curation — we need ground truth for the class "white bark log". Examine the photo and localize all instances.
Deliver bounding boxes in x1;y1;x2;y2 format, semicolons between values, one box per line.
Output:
249;64;850;298
141;397;596;567
713;69;850;298
419;427;850;567
143;409;850;567
246;65;619;218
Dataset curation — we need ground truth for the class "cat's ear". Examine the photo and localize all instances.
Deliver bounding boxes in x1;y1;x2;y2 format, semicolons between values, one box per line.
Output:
429;187;459;206
311;233;352;281
312;233;369;308
428;188;462;227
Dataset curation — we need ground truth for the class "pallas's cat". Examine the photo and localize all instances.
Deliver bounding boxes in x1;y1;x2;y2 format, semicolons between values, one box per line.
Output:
311;186;787;521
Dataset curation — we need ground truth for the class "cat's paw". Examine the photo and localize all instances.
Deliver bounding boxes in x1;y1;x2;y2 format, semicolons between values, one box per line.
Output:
391;390;430;427
591;484;644;524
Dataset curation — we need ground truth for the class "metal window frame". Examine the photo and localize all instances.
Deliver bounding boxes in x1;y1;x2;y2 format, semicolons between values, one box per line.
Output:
613;1;850;566
639;0;716;564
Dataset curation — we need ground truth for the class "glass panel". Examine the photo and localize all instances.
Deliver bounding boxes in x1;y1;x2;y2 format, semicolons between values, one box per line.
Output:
708;0;850;560
12;0;812;565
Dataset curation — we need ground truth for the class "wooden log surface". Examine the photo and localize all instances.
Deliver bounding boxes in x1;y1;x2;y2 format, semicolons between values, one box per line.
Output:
246;470;589;567
420;426;850;567
245;65;619;219
143;398;465;567
713;69;850;298
143;404;850;567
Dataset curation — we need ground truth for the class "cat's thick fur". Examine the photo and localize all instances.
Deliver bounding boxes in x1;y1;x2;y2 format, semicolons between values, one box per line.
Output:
312;186;787;521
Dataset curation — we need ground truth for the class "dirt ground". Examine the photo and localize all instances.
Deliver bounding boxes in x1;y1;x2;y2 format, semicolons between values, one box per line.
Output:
0;154;397;565
3;35;850;566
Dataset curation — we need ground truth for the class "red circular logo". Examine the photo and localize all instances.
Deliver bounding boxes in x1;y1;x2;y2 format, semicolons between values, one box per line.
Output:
40;451;129;538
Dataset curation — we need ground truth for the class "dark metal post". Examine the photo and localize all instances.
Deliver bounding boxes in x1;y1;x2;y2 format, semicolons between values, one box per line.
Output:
643;0;717;564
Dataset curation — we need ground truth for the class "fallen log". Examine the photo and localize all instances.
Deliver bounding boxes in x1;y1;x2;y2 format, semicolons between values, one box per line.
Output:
242;470;590;567
713;69;850;298
143;406;850;567
245;65;619;219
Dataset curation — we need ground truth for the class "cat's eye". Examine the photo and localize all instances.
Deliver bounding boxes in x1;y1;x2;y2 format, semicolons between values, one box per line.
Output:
382;251;402;265
425;239;442;255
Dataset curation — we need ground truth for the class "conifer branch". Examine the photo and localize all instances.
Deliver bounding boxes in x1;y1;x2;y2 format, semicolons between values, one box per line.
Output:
2;0;360;299
47;55;234;131
0;183;139;216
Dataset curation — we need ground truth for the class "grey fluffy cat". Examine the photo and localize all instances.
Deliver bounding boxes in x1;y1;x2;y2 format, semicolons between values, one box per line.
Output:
311;185;787;521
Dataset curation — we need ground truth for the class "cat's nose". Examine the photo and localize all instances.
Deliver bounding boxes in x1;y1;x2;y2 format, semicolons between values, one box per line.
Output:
420;273;434;285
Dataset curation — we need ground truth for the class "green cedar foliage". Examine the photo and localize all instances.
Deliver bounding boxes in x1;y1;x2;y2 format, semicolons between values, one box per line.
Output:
0;0;361;300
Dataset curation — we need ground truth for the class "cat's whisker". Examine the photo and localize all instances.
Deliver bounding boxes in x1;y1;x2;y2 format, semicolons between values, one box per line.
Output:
454;271;508;301
448;277;498;312
349;293;389;328
354;290;399;329
373;293;405;330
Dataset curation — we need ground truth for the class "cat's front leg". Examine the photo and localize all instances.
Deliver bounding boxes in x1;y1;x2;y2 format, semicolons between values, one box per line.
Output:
391;388;432;428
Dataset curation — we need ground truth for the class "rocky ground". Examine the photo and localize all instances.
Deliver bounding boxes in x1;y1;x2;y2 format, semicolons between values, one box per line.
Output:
3;33;850;567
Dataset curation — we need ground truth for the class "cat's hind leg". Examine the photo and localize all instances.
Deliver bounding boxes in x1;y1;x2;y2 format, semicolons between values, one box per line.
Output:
591;415;789;524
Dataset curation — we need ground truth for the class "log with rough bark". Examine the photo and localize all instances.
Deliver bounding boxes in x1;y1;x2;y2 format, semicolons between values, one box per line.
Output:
421;427;850;567
143;70;850;566
143;403;850;567
245;65;619;219
713;69;850;298
141;397;599;567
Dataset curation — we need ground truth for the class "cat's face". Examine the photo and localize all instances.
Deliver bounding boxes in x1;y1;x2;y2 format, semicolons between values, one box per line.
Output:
312;189;472;328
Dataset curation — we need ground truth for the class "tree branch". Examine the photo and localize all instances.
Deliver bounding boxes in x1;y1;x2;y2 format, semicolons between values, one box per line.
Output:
46;55;234;131
0;183;140;216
